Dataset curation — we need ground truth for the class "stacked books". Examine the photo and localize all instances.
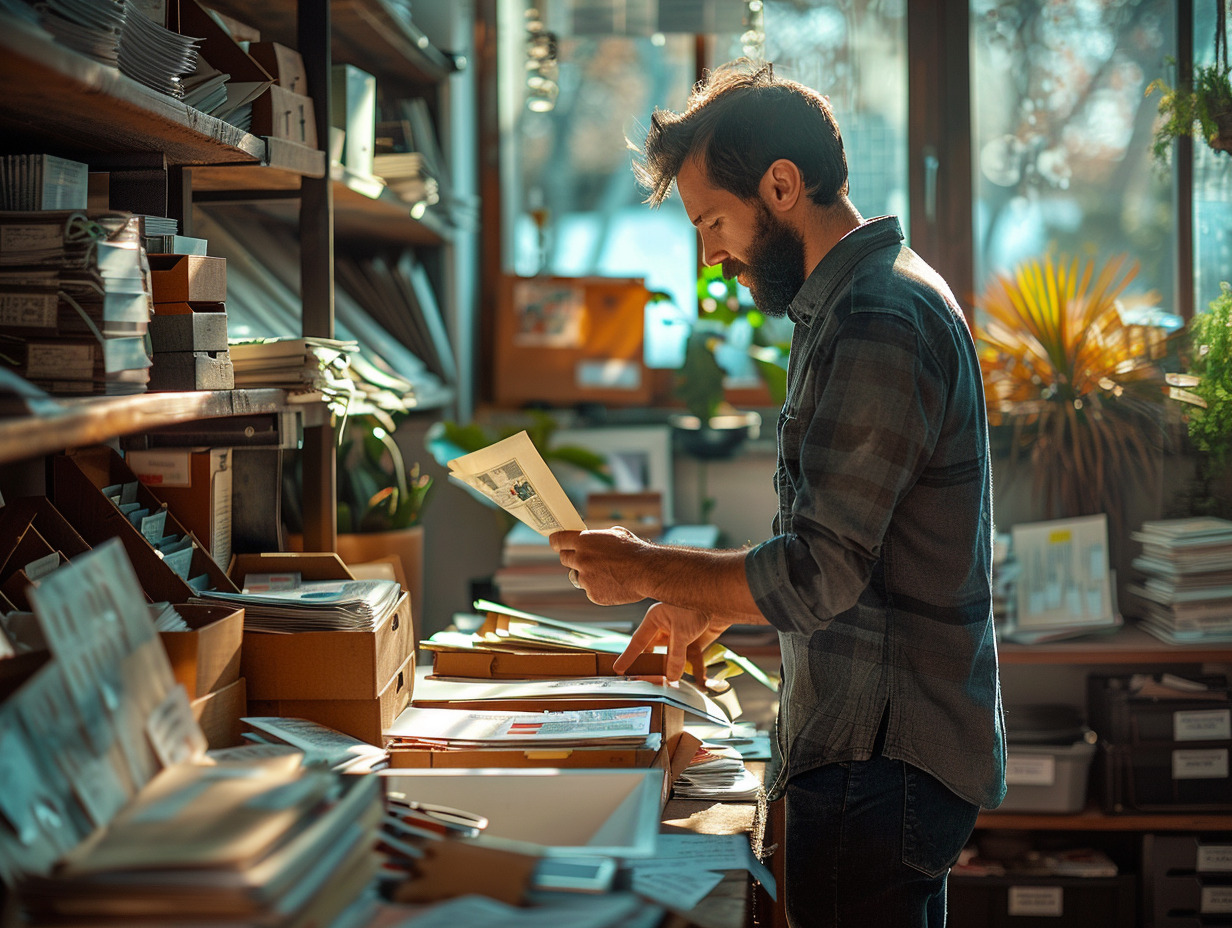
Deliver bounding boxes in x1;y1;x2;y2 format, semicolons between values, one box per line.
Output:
0;210;153;395
1127;517;1232;643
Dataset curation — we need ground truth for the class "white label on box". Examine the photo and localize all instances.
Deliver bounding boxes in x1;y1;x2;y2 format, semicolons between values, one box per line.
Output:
1005;753;1056;786
128;450;192;487
1172;748;1229;779
0;292;56;327
1201;886;1232;914
1174;708;1232;742
1198;845;1232;872
26;343;94;378
0;224;63;254
1008;886;1063;917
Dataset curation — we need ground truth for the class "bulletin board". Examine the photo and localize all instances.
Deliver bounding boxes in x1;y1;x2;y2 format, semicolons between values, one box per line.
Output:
493;275;650;408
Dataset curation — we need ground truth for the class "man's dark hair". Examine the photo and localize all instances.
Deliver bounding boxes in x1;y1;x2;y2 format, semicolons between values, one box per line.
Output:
634;60;849;208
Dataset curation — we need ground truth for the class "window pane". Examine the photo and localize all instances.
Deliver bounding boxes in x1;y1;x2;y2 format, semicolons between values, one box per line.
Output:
1194;0;1232;312
971;1;1176;311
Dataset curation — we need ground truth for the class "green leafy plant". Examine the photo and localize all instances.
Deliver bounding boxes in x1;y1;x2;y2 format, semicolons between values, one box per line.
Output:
671;268;789;422
433;410;615;482
1169;283;1232;514
976;252;1173;537
1145;3;1232;161
337;413;433;533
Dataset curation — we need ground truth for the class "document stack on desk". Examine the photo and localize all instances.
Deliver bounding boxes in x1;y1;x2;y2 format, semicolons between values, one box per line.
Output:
197;573;403;632
1128;516;1232;643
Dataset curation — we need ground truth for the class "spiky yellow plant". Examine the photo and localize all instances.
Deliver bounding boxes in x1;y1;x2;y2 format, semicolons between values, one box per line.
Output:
976;253;1171;531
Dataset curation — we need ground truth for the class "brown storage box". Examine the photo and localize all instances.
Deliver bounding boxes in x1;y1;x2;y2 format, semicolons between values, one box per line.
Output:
159;603;243;698
232;552;414;701
250;85;318;148
247;653;413;745
248;42;308;93
191;676;246;749
148;255;227;303
127;448;232;567
388;729;700;808
51;447;238;603
428;647;667;679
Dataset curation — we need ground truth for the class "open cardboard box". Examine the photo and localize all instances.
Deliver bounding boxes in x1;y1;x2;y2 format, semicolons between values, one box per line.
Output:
380;767;665;859
190;676;246;749
232;552;413;701
248;652;413;745
51;448;238;603
158;603;243;698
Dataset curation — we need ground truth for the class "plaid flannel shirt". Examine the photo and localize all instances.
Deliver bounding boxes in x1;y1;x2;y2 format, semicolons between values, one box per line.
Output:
745;216;1007;809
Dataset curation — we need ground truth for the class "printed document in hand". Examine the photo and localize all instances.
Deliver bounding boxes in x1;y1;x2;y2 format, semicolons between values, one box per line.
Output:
447;430;586;536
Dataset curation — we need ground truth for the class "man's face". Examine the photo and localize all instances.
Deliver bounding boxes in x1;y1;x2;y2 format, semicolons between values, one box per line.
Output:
676;157;806;318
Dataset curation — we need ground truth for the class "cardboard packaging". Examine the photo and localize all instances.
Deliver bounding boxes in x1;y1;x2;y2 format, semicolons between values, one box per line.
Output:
158;602;243;698
251;85;318;148
428;647;667;680
51;447;238;603
248;42;308;94
232;552;414;701
247;652;413;745
148;350;235;391
191;676;246;749
148;255;227;304
331;64;376;177
148;310;228;353
128;447;233;569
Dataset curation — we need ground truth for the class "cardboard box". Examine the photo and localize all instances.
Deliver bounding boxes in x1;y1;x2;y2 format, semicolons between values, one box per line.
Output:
191;676;246;748
247;652;413;745
233;552;414;701
251;85;318;148
428;646;667;679
148;311;228;353
387;728;700;807
51;447;238;603
149;255;227;303
148;350;235;391
248;42;308;94
158;602;243;698
127;448;233;568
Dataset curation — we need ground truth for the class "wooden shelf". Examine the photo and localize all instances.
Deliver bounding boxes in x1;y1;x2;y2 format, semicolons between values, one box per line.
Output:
0;21;266;166
200;0;456;89
190;138;327;193
998;624;1232;665
0;389;289;465
978;804;1232;832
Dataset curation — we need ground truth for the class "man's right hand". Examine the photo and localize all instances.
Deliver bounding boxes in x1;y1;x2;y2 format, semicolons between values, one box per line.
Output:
613;602;733;686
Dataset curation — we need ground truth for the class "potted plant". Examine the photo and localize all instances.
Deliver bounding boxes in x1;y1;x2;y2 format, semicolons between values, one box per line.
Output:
975;251;1176;549
667;268;788;459
286;411;433;635
1145;1;1232;160
1168;282;1232;516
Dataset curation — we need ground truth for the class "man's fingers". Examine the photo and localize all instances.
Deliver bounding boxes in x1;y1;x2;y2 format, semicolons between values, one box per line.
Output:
612;615;664;674
548;530;582;553
686;640;707;689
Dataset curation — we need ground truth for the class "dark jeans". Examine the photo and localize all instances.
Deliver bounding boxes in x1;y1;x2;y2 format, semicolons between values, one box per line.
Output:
783;742;979;928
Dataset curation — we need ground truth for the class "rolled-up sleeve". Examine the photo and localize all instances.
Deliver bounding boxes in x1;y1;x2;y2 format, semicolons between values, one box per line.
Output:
746;309;946;635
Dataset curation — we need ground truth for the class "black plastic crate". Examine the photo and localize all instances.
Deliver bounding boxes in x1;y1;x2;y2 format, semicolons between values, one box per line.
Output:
949;874;1136;928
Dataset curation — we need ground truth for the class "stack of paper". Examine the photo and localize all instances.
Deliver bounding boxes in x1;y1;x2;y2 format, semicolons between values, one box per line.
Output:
35;0;124;68
0;155;88;211
16;763;382;925
116;3;199;99
242;716;390;773
387;705;657;753
0;210;153;395
228;336;362;400
671;743;762;801
196;577;402;632
1128;517;1232;643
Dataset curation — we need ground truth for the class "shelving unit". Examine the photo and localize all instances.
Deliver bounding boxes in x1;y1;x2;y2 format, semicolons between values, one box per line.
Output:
998;624;1232;666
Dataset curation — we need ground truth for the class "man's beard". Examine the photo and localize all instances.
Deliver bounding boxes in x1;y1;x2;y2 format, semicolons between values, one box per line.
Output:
720;203;806;318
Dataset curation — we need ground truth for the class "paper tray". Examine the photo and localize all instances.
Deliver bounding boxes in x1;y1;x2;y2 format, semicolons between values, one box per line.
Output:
379;767;664;859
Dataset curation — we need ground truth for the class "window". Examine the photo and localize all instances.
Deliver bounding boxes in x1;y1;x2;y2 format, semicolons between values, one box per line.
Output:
971;0;1177;314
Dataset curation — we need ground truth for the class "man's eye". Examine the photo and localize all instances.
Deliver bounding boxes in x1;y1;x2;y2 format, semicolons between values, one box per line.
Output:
710;219;721;231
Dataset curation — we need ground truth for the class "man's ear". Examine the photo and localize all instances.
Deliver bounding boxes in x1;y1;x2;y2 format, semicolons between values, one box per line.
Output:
760;158;802;213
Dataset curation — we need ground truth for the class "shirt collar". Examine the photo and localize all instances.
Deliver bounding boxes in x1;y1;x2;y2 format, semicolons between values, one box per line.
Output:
786;216;905;326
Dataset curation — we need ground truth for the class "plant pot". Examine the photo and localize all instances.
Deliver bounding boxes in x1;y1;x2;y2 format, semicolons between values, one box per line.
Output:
669;411;762;460
287;524;425;644
1212;106;1232;154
